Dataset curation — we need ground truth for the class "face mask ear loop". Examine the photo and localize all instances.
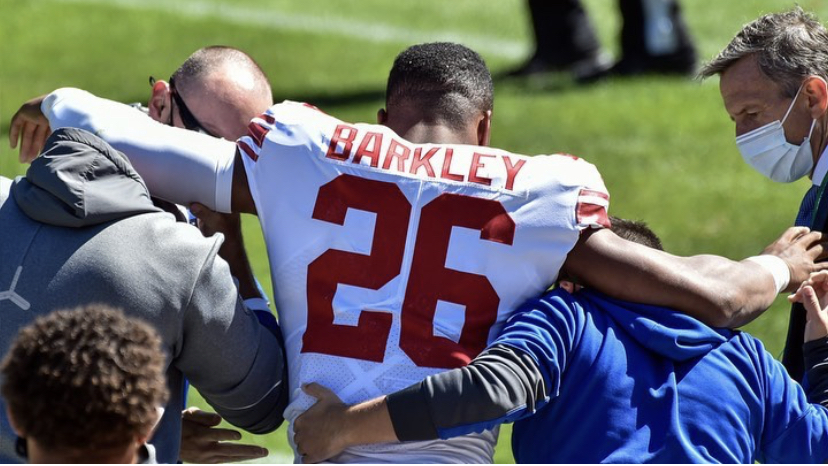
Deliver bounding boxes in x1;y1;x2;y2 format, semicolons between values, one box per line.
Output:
781;83;806;125
807;117;818;141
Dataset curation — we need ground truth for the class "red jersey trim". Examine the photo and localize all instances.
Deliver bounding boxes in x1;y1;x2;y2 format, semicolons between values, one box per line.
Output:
576;188;610;229
238;140;258;162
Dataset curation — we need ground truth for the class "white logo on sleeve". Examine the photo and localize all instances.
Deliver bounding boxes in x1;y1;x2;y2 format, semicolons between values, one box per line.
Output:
0;267;30;310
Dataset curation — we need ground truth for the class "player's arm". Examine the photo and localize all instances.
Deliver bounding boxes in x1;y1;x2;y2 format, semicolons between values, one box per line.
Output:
562;226;827;328
294;347;544;462
294;292;579;462
12;89;254;214
176;235;288;434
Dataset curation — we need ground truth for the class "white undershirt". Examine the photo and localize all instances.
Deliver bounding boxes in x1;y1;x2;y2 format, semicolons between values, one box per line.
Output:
811;145;828;188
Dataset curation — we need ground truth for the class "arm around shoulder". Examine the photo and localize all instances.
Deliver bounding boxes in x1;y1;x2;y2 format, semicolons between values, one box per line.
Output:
563;227;827;328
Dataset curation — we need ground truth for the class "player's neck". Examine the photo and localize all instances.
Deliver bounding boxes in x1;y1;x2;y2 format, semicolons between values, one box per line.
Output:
391;121;480;146
27;439;139;464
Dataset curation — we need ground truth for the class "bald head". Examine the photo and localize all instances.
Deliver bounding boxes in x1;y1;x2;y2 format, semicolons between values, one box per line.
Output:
149;46;273;140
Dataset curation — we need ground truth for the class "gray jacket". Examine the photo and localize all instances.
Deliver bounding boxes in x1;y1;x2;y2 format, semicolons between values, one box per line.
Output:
0;128;286;463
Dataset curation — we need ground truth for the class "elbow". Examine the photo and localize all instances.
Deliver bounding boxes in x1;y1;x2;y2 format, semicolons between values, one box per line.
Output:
706;286;754;329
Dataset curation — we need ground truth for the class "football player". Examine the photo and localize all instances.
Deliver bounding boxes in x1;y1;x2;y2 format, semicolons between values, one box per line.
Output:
10;42;828;462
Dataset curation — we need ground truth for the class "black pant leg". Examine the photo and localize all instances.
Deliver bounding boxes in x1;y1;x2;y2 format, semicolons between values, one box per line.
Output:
527;0;602;65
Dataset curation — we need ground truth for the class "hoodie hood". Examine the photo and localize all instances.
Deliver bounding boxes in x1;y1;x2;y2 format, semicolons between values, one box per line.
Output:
12;128;160;227
578;289;732;362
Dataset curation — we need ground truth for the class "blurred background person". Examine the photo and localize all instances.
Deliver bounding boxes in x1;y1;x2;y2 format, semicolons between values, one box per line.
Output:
1;305;168;464
509;0;697;83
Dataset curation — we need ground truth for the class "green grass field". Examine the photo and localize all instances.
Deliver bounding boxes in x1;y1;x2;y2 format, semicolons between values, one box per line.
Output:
3;0;828;462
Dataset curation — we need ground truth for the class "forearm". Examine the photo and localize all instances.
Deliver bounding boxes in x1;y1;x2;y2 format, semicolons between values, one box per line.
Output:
218;225;260;301
41;88;236;212
804;336;828;406
564;229;780;328
386;345;547;441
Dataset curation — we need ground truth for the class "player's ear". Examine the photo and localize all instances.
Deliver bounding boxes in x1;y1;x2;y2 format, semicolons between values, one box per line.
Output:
477;110;492;146
377;108;388;125
5;406;24;437
148;80;173;124
805;75;828;119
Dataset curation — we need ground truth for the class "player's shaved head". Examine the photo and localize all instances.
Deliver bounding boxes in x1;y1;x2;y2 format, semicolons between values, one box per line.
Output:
168;46;273;139
386;42;493;131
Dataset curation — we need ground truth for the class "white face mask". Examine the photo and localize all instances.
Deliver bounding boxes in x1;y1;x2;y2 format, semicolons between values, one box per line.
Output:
736;83;817;183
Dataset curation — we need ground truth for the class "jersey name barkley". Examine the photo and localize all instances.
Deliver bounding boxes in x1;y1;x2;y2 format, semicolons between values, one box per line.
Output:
324;124;526;191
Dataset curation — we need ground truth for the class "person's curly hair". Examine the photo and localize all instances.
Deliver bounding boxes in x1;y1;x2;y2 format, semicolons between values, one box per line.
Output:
1;305;168;452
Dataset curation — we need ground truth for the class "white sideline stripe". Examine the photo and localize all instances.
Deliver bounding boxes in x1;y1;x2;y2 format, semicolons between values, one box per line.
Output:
48;0;529;59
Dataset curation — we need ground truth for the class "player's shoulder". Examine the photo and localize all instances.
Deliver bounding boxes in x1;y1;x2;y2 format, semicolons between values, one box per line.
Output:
527;150;602;176
258;100;335;125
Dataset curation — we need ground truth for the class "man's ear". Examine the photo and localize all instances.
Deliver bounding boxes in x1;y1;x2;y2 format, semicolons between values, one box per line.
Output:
6;406;23;437
377;108;388;125
477;110;492;146
805;75;828;119
148;80;172;124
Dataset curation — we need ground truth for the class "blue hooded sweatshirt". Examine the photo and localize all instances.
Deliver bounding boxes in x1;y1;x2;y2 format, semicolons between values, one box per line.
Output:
498;289;828;463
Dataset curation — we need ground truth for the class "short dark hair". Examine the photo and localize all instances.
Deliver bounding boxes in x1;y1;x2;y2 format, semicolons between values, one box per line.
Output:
609;216;664;251
386;42;494;129
1;305;168;453
171;45;272;96
699;7;828;97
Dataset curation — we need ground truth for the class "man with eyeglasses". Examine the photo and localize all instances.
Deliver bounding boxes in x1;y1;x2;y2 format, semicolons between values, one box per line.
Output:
145;46;273;141
144;45;278;464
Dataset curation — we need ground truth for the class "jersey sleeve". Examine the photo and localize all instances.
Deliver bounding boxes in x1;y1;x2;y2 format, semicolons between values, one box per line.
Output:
529;153;610;231
42;88;236;212
385;289;584;440
756;336;828;463
562;156;610;230
235;101;331;218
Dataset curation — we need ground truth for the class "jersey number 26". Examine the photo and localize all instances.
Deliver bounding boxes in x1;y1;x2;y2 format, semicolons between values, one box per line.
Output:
302;174;515;369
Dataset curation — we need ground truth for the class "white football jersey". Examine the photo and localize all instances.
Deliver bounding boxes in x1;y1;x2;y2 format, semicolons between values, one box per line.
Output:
238;101;609;463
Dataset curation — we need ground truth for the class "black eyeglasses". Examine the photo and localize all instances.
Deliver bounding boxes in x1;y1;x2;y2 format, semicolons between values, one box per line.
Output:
149;75;216;137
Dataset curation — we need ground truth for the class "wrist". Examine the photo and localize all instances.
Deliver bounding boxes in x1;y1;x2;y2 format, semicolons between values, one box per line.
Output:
745;255;790;294
342;396;395;447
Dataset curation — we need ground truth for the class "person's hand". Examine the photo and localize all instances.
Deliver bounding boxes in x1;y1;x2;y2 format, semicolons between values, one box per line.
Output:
789;271;828;342
761;227;828;292
190;202;242;239
179;407;268;464
294;383;352;464
10;95;51;163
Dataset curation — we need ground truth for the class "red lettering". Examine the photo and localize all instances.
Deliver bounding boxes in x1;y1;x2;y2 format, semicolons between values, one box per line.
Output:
469;153;494;186
303;175;410;362
410;147;438;177
327;124;358;161
247;122;269;149
503;156;527;191
441;149;464;182
401;194;515;368
353;132;384;168
382;139;411;172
